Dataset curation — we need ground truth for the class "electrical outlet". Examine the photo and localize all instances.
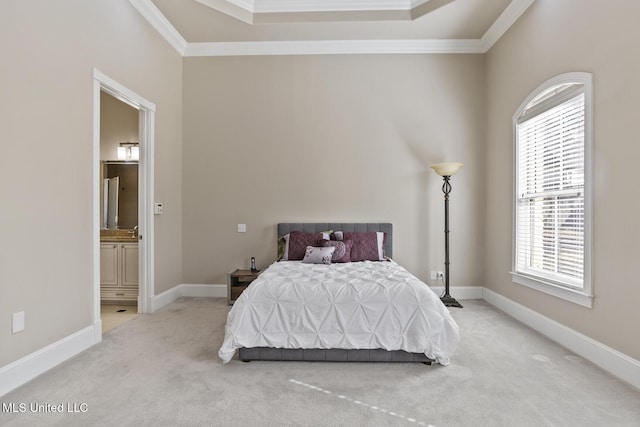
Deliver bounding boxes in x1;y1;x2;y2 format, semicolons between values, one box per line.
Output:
430;271;437;280
437;271;444;279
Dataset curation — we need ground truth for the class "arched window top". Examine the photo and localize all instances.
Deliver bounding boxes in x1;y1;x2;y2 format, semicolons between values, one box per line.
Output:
515;72;592;123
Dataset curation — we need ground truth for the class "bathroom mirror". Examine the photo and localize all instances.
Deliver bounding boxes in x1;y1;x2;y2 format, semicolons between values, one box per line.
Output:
104;176;119;229
102;161;138;229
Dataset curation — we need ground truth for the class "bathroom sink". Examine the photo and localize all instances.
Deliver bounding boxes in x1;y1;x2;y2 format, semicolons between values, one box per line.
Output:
100;229;138;242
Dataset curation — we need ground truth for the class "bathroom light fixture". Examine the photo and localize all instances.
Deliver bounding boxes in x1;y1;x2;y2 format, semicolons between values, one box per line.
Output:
117;142;139;161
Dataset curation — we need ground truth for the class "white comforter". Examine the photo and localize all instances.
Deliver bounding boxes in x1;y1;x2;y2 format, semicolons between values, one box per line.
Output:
218;260;459;365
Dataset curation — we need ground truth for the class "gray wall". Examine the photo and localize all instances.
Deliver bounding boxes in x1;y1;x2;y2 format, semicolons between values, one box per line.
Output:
0;0;183;366
182;54;487;285
485;0;640;360
100;92;139;161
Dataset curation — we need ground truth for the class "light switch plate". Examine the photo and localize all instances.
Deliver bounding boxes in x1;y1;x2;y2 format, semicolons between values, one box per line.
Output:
237;224;247;233
12;311;25;334
154;203;163;215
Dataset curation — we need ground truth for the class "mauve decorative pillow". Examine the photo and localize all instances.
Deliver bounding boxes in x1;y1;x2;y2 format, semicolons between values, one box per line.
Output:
317;239;353;263
302;246;335;265
286;231;328;261
343;232;386;261
279;231;331;261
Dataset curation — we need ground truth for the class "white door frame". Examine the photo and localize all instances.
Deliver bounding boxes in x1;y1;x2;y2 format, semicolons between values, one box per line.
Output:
92;69;156;343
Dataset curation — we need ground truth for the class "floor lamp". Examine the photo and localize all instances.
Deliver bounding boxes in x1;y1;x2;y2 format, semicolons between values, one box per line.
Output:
431;162;463;308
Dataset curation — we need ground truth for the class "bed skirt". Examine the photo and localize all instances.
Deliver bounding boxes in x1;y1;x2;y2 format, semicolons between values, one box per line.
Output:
238;347;433;364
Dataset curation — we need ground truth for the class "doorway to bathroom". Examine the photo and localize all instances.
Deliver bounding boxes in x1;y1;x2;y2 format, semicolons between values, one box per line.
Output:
99;95;140;332
92;69;156;341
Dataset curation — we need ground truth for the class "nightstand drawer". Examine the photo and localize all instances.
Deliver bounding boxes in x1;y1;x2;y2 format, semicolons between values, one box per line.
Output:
230;285;247;302
228;269;260;305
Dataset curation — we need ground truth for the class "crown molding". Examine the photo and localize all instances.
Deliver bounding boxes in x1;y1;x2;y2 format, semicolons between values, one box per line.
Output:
254;0;414;13
184;39;483;56
479;0;535;52
128;0;188;55
196;0;254;23
197;0;444;23
130;0;535;57
201;0;429;14
221;0;254;12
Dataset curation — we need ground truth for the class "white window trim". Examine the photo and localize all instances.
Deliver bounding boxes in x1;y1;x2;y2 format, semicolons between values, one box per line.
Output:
511;72;594;308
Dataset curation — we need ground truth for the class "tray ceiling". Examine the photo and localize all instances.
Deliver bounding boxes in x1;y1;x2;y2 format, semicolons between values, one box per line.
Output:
191;0;465;24
130;0;535;56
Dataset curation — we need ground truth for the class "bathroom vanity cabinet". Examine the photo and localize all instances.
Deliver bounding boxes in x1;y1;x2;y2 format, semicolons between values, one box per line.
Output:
100;241;138;303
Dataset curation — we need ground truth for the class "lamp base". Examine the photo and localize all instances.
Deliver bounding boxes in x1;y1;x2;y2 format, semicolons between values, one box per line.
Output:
440;295;463;308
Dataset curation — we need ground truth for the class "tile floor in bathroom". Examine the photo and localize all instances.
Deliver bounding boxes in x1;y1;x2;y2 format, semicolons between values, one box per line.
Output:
101;304;138;333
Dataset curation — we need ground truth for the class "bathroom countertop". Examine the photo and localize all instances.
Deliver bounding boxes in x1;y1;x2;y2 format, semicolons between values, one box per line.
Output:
100;229;138;242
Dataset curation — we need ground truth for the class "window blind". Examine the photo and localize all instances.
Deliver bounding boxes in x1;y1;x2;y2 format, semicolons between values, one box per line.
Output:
516;92;585;289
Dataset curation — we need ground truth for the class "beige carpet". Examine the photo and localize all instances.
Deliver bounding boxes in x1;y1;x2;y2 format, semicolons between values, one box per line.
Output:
2;298;639;426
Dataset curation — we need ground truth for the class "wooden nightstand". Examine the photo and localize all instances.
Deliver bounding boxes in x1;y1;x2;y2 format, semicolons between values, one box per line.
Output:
228;269;260;305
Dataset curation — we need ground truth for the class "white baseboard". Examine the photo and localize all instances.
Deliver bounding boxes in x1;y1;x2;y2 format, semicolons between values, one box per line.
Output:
151;285;182;312
429;286;484;300
152;284;226;312
93;319;103;344
0;325;96;397
482;288;640;391
181;284;226;298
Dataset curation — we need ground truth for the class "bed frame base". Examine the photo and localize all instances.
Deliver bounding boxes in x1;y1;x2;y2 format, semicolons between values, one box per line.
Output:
239;348;433;364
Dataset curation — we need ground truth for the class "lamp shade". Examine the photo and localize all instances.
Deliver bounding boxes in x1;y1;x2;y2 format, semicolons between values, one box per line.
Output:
430;162;463;177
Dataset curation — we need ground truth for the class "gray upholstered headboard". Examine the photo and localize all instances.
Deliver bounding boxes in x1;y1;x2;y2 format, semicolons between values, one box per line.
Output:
277;223;393;258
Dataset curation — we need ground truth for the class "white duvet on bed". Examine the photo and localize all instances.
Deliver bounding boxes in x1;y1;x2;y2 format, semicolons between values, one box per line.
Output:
218;260;460;365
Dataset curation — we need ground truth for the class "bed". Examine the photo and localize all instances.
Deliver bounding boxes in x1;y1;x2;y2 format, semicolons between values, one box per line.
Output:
218;223;459;365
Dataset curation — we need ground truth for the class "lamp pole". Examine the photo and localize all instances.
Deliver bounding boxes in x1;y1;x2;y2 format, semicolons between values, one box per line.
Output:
430;162;463;308
440;175;462;308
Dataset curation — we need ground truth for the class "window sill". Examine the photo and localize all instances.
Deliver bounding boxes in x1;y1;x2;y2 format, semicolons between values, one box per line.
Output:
511;272;593;308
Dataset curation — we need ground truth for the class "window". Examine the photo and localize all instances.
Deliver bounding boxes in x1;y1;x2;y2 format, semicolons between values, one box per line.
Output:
512;73;593;307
